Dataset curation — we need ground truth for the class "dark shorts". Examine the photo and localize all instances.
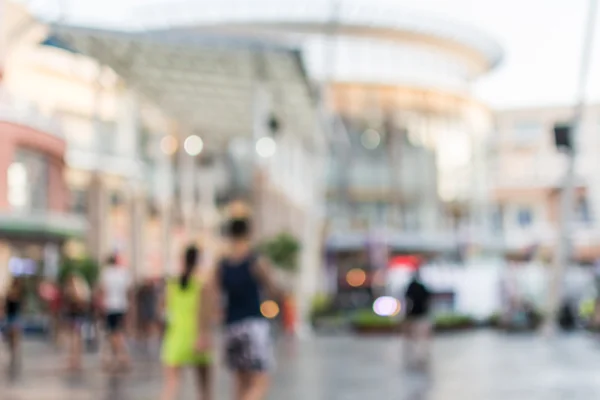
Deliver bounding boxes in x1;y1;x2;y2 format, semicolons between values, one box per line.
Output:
224;318;274;372
2;315;22;332
105;313;125;333
65;312;87;330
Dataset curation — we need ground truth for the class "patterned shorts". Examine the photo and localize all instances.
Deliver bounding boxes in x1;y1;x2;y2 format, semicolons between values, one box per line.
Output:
224;318;274;372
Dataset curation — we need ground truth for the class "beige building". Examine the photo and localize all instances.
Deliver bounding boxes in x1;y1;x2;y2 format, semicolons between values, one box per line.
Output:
492;104;600;262
1;0;326;319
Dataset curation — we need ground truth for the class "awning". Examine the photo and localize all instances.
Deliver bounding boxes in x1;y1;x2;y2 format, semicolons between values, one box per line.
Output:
0;213;88;241
50;25;321;151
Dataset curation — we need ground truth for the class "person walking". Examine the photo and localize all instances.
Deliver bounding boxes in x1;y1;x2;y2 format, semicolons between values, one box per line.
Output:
135;278;160;356
62;273;91;371
404;269;432;370
98;254;133;371
161;245;213;400
1;277;25;368
212;217;283;400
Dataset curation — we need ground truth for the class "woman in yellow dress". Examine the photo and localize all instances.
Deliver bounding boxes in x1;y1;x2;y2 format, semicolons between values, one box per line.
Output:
161;245;214;400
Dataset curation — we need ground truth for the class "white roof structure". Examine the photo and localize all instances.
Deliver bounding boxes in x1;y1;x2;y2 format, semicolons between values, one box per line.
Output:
133;0;503;69
50;25;322;151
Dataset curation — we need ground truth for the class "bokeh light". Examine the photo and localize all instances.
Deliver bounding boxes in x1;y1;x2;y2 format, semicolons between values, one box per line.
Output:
256;137;277;158
346;268;367;288
261;300;280;319
361;129;381;150
184;135;204;156
373;296;401;317
160;135;178;155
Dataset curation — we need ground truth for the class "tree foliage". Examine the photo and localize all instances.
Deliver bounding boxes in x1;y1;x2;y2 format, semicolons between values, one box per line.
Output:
260;232;301;272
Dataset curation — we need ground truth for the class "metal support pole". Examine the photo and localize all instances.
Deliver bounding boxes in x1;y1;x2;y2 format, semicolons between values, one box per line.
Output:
544;0;598;335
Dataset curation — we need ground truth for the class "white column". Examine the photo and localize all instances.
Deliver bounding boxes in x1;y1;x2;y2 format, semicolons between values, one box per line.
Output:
0;242;10;294
87;173;109;265
116;90;140;158
154;135;175;277
251;83;272;240
179;146;196;240
129;182;146;281
197;165;218;266
43;243;60;280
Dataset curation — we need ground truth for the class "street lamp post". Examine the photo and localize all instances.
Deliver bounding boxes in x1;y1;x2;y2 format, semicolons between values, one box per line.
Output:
544;0;598;335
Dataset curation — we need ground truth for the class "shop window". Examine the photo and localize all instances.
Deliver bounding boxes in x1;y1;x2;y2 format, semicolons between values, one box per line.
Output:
517;207;533;228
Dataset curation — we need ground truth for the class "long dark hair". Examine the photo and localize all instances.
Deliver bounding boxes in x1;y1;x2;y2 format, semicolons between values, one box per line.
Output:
181;245;199;289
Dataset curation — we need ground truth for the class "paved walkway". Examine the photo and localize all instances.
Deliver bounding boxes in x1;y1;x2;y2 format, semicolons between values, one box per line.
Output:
2;331;600;399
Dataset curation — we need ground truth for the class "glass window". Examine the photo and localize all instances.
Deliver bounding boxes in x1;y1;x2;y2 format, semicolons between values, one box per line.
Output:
492;207;504;233
513;121;543;144
576;197;592;225
70;188;88;215
517;207;533;227
8;148;49;212
8;162;28;211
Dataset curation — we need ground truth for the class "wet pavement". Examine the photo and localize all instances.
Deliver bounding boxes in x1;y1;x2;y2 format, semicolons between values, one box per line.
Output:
2;331;600;399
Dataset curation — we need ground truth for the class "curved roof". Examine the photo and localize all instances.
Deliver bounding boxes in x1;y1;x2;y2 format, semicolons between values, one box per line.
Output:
133;0;503;70
50;25;322;152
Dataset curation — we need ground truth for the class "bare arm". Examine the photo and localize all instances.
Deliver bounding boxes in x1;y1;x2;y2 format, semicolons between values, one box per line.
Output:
197;270;218;351
254;256;285;301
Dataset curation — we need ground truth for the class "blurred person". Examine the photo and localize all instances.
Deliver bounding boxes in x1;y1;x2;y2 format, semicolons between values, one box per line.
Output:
212;217;283;400
282;295;297;336
161;245;213;400
97;254;133;371
1;277;25;368
62;273;91;371
136;277;160;356
39;279;62;345
404;269;432;370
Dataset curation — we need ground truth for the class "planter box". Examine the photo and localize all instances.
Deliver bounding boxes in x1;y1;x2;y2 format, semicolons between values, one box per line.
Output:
434;323;475;333
352;324;402;335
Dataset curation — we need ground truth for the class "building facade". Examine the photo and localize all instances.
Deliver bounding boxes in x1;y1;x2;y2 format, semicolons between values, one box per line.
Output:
492;104;600;262
0;1;86;289
137;0;503;259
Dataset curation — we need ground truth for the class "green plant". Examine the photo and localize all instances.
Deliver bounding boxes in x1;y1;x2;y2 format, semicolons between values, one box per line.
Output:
309;293;337;321
260;232;301;272
434;313;474;329
352;309;400;329
58;257;100;287
579;298;595;320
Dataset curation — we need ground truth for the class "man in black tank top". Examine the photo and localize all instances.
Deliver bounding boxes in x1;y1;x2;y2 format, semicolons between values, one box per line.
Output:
211;216;284;400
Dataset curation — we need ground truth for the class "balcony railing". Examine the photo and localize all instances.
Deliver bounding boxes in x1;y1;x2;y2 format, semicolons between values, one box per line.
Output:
0;93;63;139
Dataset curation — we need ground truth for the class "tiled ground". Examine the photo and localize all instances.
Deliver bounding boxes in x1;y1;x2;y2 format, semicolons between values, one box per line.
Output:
2;331;600;399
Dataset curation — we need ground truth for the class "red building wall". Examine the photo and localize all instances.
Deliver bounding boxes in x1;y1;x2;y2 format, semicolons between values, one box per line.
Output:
0;121;67;213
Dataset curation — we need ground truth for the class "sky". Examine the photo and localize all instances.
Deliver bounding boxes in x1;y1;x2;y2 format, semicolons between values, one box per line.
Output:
23;0;600;110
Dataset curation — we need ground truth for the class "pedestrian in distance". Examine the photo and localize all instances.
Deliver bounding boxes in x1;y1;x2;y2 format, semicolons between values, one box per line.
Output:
97;254;133;372
135;277;160;357
1;277;25;369
62;273;91;372
404;268;433;370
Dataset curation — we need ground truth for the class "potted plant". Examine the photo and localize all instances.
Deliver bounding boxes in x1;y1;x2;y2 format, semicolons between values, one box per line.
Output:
58;257;100;288
260;232;301;273
351;309;401;334
434;313;475;333
260;232;301;292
